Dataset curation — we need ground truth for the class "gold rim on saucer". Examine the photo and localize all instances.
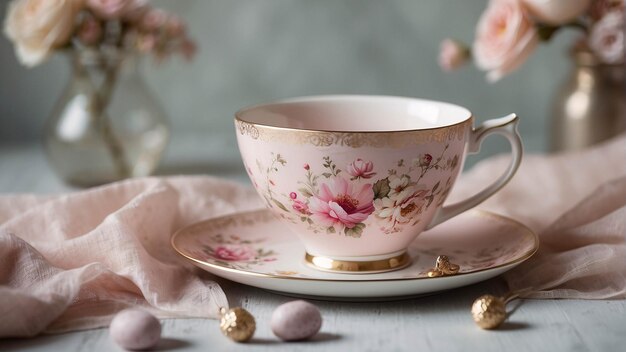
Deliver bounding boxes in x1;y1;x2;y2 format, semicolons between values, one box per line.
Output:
304;252;412;273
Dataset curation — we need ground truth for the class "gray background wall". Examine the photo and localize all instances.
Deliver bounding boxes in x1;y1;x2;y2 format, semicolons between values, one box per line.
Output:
0;0;577;163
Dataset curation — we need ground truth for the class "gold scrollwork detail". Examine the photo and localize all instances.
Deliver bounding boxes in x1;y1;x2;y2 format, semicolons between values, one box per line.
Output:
235;118;471;148
187;209;274;236
236;120;260;140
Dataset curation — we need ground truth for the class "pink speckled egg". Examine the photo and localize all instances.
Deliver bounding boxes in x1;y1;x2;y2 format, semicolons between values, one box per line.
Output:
109;309;161;350
271;300;322;341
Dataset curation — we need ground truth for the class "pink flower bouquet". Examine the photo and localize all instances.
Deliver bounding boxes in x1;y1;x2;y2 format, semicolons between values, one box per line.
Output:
3;0;196;67
438;0;624;81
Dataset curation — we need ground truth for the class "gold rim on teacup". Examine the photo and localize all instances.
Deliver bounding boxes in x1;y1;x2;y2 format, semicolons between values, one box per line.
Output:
235;95;474;148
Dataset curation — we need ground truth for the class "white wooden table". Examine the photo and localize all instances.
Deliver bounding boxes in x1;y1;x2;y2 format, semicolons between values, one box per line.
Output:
1;144;624;352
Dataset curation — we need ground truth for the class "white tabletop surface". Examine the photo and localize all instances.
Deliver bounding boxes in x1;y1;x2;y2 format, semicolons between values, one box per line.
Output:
1;144;624;352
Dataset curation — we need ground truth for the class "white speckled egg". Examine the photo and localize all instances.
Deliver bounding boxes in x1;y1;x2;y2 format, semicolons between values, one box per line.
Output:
271;300;322;341
110;309;161;350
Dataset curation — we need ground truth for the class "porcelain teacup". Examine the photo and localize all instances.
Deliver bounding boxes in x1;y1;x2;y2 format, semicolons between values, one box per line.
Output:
235;95;522;273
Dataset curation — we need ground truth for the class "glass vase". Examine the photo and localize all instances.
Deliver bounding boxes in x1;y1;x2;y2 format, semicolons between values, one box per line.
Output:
45;49;169;187
549;50;626;152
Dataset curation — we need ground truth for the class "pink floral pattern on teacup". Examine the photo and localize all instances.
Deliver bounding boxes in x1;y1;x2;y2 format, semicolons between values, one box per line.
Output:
346;158;377;180
373;178;428;234
309;177;375;231
246;145;460;237
249;145;460;237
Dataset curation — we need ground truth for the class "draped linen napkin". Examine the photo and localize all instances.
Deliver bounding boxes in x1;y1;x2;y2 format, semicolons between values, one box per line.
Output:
447;134;626;299
0;134;624;338
0;177;262;337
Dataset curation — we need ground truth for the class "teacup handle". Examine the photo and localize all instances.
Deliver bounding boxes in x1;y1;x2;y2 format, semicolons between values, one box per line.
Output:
426;113;523;230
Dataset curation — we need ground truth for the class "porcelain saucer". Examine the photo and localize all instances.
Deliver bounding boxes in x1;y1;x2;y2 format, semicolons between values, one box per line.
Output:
172;209;538;300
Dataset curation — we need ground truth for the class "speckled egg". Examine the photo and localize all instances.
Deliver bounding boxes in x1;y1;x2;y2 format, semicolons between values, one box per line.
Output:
271;300;322;341
109;309;161;350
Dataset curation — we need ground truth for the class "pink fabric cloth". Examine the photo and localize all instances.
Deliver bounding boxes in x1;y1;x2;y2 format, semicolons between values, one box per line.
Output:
0;177;261;337
0;134;624;337
449;134;626;299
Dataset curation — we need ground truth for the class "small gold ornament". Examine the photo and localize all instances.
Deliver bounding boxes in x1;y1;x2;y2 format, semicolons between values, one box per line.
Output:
427;255;460;277
471;295;506;329
219;307;256;342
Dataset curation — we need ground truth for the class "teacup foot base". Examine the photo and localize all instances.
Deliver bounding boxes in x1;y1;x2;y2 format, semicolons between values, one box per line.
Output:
304;251;411;274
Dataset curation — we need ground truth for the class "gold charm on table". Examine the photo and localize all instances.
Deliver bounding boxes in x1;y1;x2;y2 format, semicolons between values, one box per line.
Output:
471;292;519;329
219;307;256;342
427;255;460;277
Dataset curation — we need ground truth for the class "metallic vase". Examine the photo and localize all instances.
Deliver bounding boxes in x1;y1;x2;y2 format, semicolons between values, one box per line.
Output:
549;50;626;152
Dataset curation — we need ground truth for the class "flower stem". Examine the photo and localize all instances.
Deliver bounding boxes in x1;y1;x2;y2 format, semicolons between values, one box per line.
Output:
92;58;130;180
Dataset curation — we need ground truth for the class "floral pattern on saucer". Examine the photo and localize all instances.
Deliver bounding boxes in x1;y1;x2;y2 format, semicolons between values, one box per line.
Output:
186;233;276;271
173;209;538;282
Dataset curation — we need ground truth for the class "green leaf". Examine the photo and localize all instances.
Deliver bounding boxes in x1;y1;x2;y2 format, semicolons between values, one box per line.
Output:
326;226;336;234
301;216;307;222
373;178;391;199
263;195;273;208
344;224;364;238
322;172;332;178
272;199;290;212
426;195;435;208
306;218;314;225
432;181;440;193
298;187;313;198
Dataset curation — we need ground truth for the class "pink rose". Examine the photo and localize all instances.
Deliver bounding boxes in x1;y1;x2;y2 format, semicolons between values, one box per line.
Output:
346;159;376;179
4;0;83;67
438;39;470;72
589;11;625;64
213;245;255;261
473;0;539;82
87;0;148;20
309;177;375;229
522;0;591;25
303;163;310;170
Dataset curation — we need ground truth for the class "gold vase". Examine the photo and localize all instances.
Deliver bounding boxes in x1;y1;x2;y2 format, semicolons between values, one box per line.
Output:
549;50;626;152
